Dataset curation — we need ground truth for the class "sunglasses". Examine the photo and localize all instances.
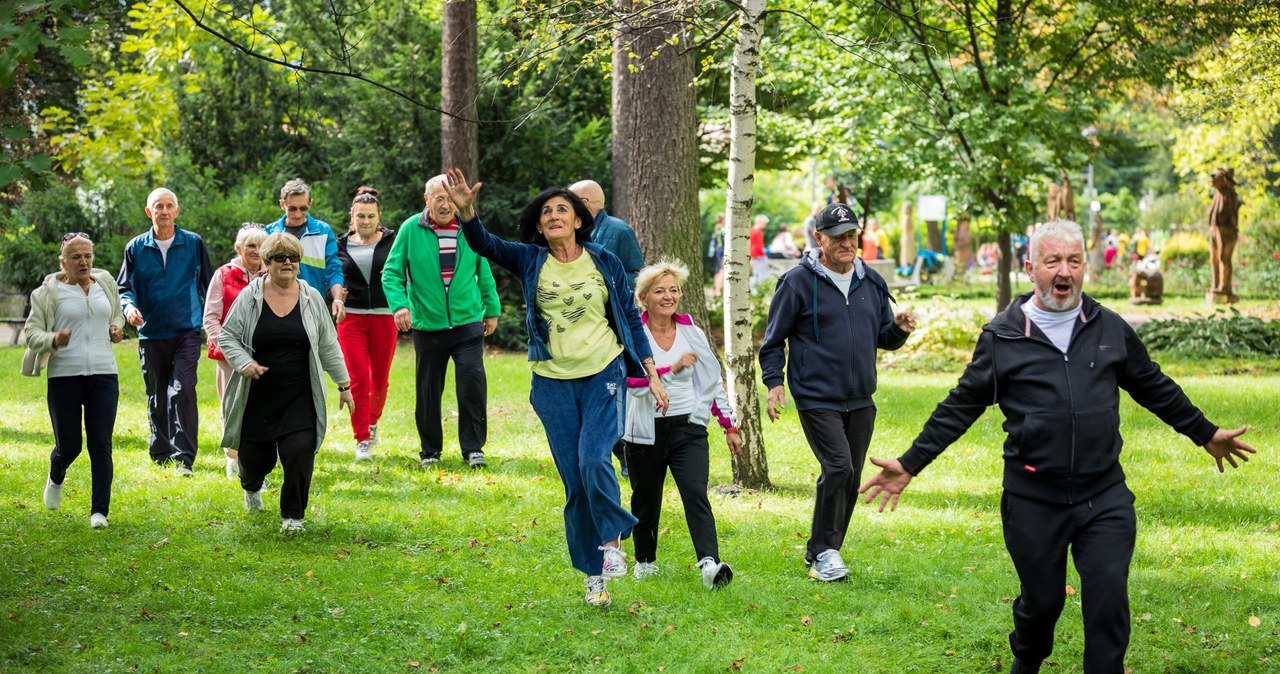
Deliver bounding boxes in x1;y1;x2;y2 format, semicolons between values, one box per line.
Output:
268;254;302;263
240;222;265;230
286;205;310;213
62;231;92;242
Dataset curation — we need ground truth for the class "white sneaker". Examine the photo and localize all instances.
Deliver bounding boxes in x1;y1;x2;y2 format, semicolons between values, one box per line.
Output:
599;543;628;578
808;549;849;582
281;518;306;532
90;513;109;529
244;489;264;511
698;556;734;589
355;440;373;461
369;424;379;447
632;562;659;580
419;457;440;468
175;463;193;477
225;456;240;479
585;575;610;607
43;476;62;510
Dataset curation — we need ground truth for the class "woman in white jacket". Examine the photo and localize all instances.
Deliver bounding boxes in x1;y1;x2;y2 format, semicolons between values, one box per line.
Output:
23;233;125;528
624;261;741;588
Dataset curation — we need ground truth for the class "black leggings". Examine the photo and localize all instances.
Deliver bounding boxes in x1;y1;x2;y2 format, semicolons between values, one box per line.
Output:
238;427;317;520
48;375;119;516
626;415;720;564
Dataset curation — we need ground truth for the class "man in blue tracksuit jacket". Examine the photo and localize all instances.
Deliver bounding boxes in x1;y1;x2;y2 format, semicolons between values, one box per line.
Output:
267;178;345;320
759;202;916;583
118;187;214;472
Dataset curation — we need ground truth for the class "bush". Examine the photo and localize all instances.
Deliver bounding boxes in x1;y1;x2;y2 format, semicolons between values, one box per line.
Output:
1160;231;1209;269
1135;308;1280;359
0;181;89;296
881;295;987;371
486;302;529;353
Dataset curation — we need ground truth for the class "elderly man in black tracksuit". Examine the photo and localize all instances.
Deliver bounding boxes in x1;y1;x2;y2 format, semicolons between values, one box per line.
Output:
760;202;916;583
860;220;1255;674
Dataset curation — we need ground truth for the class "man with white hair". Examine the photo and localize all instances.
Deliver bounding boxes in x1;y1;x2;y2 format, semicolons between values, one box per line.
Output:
118;188;214;474
859;219;1256;673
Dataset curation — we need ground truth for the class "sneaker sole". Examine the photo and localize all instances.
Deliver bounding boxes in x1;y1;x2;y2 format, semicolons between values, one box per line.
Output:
808;568;850;582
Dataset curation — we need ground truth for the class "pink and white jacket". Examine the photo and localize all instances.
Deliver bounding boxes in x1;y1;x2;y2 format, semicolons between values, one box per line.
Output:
624;313;738;445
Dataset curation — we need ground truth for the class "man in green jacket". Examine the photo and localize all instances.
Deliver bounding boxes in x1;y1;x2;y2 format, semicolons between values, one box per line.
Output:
383;175;500;468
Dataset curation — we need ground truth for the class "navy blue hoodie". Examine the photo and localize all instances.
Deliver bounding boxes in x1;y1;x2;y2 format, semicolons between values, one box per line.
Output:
759;250;909;411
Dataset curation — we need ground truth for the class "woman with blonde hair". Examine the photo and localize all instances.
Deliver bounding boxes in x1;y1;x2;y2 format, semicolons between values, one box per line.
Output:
624;261;739;588
24;232;125;528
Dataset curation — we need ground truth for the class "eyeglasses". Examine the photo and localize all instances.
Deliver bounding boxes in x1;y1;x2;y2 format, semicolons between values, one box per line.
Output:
267;254;302;263
62;232;92;242
240;222;265;230
286;205;310;213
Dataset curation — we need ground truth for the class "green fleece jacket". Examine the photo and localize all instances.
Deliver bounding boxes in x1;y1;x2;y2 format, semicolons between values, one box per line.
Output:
382;213;500;331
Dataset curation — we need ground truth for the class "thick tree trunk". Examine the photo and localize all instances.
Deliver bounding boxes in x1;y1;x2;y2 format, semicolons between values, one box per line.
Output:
611;0;705;330
898;201;916;266
925;221;942;252
724;0;769;489
441;0;478;178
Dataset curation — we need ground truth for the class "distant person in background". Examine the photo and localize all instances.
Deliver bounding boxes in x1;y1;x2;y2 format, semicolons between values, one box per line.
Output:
873;219;890;260
709;213;726;297
570;180;645;290
861;217;881;261
267;178;345;321
118;188;213;475
1104;230;1119;268
1133;228;1149;260
749;215;768;287
218;233;353;533
336;186;399;462
204;224;268;478
26;233;125;529
1115;230;1130;261
802;203;822;251
770;225;802;258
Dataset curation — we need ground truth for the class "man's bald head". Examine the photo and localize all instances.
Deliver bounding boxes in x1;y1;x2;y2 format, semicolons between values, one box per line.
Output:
569;180;606;218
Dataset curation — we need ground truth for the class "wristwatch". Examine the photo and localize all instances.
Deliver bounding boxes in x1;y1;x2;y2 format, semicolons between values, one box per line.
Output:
337;385;351;392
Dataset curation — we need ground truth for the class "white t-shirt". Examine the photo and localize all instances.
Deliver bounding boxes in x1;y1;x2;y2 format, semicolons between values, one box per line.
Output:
48;282;118;378
651;325;697;417
155;236;175;265
1022;301;1080;353
822;263;856;297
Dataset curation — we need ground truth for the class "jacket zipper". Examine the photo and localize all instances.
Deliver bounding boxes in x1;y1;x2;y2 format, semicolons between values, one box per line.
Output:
1063;351;1075;504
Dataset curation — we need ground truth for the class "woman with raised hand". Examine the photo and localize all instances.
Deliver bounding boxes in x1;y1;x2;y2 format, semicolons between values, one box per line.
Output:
218;233;353;533
204;223;268;478
335;186;398;461
24;232;125;529
444;168;667;607
624;261;739;589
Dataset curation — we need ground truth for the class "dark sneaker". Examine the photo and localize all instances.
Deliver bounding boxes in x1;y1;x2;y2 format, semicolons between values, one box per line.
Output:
466;453;487;469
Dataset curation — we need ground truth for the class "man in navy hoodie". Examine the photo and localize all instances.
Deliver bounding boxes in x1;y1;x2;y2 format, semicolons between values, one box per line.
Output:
118;188;214;474
760;202;916;582
859;219;1255;673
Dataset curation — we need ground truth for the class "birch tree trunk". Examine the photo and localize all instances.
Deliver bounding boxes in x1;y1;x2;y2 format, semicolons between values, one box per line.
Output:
611;0;705;329
724;0;769;489
441;0;478;178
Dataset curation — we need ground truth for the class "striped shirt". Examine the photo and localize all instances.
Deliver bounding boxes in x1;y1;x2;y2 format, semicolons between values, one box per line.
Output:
429;213;460;287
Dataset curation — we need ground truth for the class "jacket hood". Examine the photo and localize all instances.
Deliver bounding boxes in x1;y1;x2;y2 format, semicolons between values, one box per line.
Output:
985;293;1104;338
43;268;116;288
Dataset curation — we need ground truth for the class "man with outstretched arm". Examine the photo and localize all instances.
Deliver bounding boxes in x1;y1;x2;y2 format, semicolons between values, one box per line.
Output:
859;219;1255;674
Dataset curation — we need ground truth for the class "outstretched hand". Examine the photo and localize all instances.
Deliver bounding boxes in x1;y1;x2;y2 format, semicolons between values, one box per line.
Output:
857;456;913;512
444;168;483;221
1203;425;1256;473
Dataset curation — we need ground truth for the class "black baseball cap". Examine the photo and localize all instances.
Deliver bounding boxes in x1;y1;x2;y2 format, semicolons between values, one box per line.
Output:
816;203;861;237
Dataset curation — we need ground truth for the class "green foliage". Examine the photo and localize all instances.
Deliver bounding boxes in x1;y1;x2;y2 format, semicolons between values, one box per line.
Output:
1161;231;1210;269
1136;308;1280;359
0;181;86;293
881;296;986;371
1139;190;1204;233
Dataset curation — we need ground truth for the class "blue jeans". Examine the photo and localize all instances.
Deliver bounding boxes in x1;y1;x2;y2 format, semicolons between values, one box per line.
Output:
530;356;637;576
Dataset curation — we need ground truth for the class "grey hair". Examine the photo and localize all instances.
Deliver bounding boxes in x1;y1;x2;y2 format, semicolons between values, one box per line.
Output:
279;178;311;201
424;174;448;195
234;225;268;249
1028;219;1085;261
634;260;690;309
146;188;178;210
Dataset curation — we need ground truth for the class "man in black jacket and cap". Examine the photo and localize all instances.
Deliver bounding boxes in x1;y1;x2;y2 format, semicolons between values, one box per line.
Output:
859;219;1255;674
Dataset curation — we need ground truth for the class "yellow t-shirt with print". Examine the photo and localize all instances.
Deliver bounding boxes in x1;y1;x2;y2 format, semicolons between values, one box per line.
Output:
532;252;623;379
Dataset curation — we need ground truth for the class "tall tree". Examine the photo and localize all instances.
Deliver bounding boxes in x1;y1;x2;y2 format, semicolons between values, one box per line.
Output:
722;0;769;488
611;0;706;330
441;0;478;178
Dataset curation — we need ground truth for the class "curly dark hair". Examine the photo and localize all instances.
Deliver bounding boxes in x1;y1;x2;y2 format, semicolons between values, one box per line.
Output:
517;188;595;246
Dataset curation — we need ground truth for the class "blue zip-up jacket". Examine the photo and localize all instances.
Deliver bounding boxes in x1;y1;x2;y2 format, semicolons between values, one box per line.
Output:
266;214;344;297
759;249;908;411
591;208;645;290
458;215;654;379
117;226;214;340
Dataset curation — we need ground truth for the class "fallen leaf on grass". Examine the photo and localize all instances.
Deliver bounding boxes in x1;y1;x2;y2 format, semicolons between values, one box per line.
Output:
304;571;314;579
944;650;957;656
563;629;575;635
800;615;811;626
591;630;601;635
729;656;746;670
1064;585;1076;596
150;538;169;549
1249;616;1261;627
665;625;674;633
407;661;419;668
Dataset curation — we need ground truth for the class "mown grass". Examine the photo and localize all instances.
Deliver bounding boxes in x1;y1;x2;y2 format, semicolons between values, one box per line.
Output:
0;343;1276;673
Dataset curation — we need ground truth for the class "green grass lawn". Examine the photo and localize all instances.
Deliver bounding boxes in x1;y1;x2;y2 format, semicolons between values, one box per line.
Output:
1;344;1276;672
